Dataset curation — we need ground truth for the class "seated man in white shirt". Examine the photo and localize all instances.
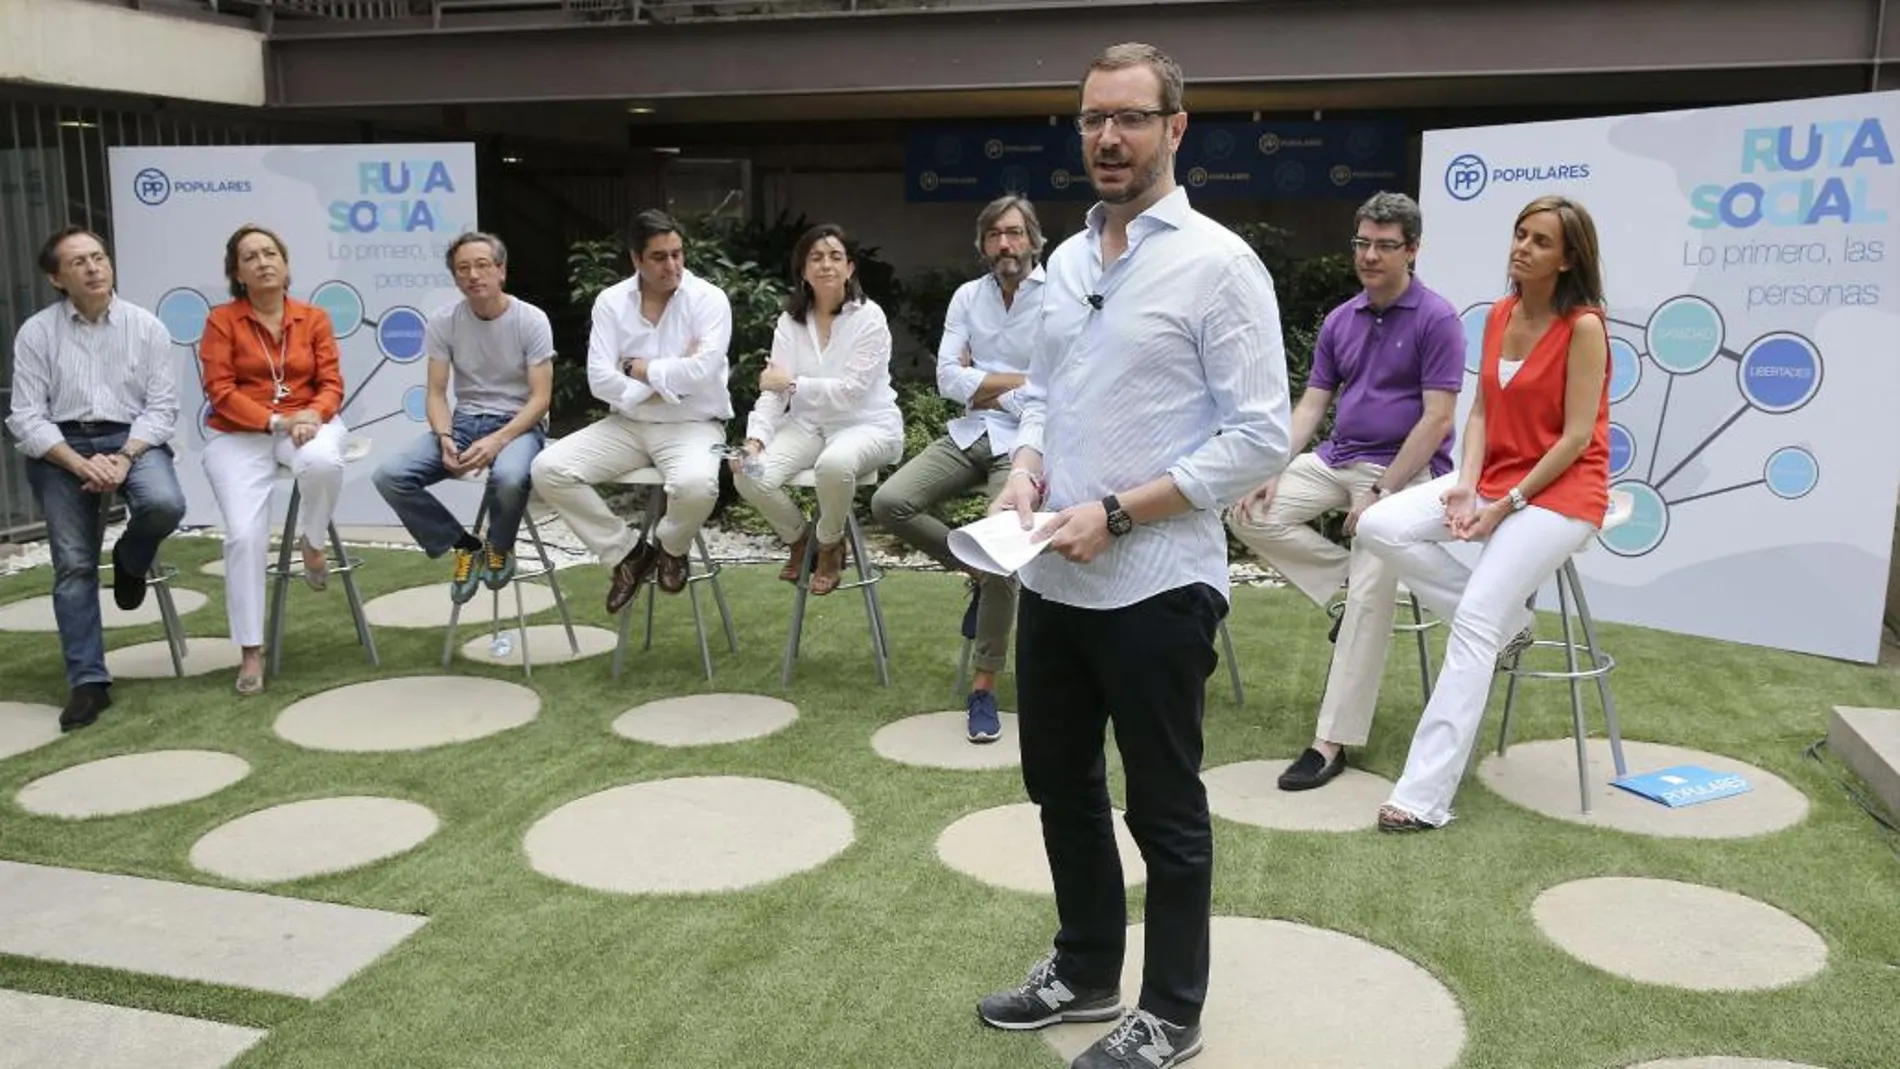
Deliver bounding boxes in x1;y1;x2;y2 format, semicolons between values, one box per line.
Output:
530;210;733;614
871;195;1045;744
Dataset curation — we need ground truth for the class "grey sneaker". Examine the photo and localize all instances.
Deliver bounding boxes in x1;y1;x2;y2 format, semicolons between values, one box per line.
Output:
977;954;1122;1031
1072;1008;1203;1068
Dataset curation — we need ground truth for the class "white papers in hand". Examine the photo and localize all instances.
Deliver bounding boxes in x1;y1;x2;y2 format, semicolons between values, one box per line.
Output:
948;511;1060;576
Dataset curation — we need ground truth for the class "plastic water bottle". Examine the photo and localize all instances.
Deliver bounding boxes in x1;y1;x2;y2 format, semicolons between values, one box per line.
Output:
741;452;765;481
490;630;515;659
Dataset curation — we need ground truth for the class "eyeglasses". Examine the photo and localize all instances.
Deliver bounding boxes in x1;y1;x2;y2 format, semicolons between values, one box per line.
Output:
1075;109;1174;135
984;226;1028;242
1350;238;1410;257
454;259;499;276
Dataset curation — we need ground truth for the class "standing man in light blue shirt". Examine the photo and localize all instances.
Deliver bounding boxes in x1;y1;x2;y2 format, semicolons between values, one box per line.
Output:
976;43;1292;1069
871;194;1045;744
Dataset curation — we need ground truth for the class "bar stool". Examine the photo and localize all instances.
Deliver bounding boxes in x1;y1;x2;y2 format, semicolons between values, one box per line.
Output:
608;468;737;681
1494;489;1633;814
96;492;188;678
950;609;1248;705
1327;588;1441;701
781;468;889;689
265;436;378;676
439;473;579;679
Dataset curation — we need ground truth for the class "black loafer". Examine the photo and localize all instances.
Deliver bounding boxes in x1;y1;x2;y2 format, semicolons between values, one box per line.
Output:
59;683;111;733
110;541;148;612
1278;746;1346;791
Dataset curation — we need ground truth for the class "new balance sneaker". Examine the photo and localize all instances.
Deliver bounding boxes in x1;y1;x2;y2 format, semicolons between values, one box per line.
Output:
978;954;1122;1031
966;689;1001;744
483;543;517;591
449;546;483;605
1072;1009;1203;1069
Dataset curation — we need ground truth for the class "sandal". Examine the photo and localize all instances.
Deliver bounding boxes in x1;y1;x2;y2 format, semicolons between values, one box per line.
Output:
299;537;329;592
1377;805;1437;834
235;671;264;696
809;539;848;596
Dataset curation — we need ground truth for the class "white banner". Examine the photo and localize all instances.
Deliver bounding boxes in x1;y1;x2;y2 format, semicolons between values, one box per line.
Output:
1420;93;1900;663
106;143;480;526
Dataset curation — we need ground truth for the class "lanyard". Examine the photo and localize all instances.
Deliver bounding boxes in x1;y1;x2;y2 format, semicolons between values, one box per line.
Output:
249;317;291;404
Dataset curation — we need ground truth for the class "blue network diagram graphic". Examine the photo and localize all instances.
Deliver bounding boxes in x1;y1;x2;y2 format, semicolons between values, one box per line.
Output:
156;279;433;440
1460;295;1823;557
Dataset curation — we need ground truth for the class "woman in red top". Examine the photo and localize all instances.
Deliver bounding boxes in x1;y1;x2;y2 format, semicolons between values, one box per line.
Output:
199;224;348;695
1355;195;1611;831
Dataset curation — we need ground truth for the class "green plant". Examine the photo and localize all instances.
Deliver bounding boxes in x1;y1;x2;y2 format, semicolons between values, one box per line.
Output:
891;266;968;366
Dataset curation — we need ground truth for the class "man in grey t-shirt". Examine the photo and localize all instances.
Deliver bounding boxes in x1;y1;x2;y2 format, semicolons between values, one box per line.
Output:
372;232;555;603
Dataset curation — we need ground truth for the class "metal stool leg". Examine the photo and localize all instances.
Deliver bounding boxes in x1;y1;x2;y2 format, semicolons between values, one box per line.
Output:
329;521;378;667
686;570;715;681
845;514;890;687
613;488;664;680
524;512;579;655
697;533;738;653
954;635;973;705
266;484;301;677
1564;560;1626;777
1217;618;1244;705
1495;643;1528;756
1409;592;1435;700
443;499;490;668
1555;569;1592;813
780;524;818;689
514;578;532;680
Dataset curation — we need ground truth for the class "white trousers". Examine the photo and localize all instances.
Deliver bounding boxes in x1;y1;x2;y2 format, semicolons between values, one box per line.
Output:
202;420;347;648
530;416;724;561
1355;472;1596;825
734;422;901;546
1227;452;1425;746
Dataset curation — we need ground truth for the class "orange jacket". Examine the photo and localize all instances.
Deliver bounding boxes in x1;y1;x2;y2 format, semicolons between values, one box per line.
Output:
200;297;345;433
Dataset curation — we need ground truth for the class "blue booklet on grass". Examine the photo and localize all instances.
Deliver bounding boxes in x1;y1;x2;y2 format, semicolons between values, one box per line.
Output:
1611;765;1752;808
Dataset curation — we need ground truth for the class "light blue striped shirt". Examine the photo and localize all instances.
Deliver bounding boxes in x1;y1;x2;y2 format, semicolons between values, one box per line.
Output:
1016;188;1292;610
6;296;179;459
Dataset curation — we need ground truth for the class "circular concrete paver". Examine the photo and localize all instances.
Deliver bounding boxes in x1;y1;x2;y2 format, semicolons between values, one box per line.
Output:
365;583;557;630
190;796;440;883
936;802;1145;895
458;624;617;667
0;589;208;632
872;710;1021;770
1044;916;1466;1068
1204;759;1396;833
524;776;854;894
105;639;244;679
200;559;226;577
1479;739;1809;839
275;676;540;753
1629;1060;1830;1069
612;694;798;747
1534;877;1826;991
17;750;250;819
0;702;63;762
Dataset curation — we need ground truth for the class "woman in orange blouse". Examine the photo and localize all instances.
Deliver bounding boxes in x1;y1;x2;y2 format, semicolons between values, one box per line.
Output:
1355;195;1612;831
199;224;347;694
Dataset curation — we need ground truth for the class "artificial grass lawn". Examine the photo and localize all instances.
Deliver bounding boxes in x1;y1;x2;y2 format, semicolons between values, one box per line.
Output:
1;534;1899;1068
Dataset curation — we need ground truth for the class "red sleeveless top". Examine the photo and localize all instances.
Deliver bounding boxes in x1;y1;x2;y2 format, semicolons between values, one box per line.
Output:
1478;296;1610;527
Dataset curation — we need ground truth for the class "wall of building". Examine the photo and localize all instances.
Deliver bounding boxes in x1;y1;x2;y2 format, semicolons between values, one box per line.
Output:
0;0;265;107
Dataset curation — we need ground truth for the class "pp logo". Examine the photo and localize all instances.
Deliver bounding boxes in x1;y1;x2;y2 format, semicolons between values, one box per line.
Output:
1445;153;1487;201
1329;164;1353;187
1257;132;1282;156
1051;169;1072;191
133;167;171;207
1187;166;1209;188
919;171;940;193
984;139;1004;160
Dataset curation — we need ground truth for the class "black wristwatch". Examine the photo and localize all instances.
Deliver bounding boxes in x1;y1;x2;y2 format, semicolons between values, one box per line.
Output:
1102;494;1133;537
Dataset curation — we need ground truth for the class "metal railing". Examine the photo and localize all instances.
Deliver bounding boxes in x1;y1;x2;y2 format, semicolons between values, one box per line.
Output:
256;0;1100;31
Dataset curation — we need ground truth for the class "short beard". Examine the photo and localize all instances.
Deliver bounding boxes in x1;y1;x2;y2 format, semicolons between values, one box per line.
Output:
1091;150;1169;205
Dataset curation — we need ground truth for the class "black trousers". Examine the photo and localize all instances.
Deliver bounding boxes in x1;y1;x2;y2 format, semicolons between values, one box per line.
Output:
1015;582;1224;1027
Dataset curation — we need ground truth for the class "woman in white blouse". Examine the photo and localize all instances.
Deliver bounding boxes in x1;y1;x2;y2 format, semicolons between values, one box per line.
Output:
732;223;904;595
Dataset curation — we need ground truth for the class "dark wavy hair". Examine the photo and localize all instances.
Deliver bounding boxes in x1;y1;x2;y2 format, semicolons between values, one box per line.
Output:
784;223;865;324
223;223;290;299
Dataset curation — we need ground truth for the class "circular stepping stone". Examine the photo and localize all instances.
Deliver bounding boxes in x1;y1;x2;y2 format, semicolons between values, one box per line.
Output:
0;589;207;632
1044;916;1465;1068
612;694;797;747
199;558;225;577
458;624;617;667
190;796;440;883
1204;758;1395;833
17;750;250;819
1629;1061;1830;1069
275;676;539;753
365;583;557;630
0;702;63;762
1479;739;1808;839
936;802;1145;895
524;776;854;894
105;639;243;679
872;710;1021;770
1534;877;1826;991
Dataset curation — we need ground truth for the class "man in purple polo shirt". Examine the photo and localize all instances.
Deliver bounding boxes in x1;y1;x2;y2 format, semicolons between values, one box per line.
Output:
1229;191;1464;791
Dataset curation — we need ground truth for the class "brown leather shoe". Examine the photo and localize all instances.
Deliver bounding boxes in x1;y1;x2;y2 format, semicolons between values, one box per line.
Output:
778;531;811;583
809;539;848;596
655;548;690;595
606;540;657;614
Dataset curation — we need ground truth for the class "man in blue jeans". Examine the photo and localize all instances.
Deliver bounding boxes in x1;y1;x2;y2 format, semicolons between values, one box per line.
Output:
373;232;555;602
7;226;185;732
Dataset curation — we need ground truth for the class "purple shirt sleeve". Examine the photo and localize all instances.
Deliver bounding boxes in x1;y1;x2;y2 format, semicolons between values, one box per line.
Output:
1417;307;1467;393
1306;311;1341;392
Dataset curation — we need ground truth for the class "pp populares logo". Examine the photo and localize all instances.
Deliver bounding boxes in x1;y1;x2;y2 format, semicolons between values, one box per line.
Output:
1445;153;1487;201
133;167;171;206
